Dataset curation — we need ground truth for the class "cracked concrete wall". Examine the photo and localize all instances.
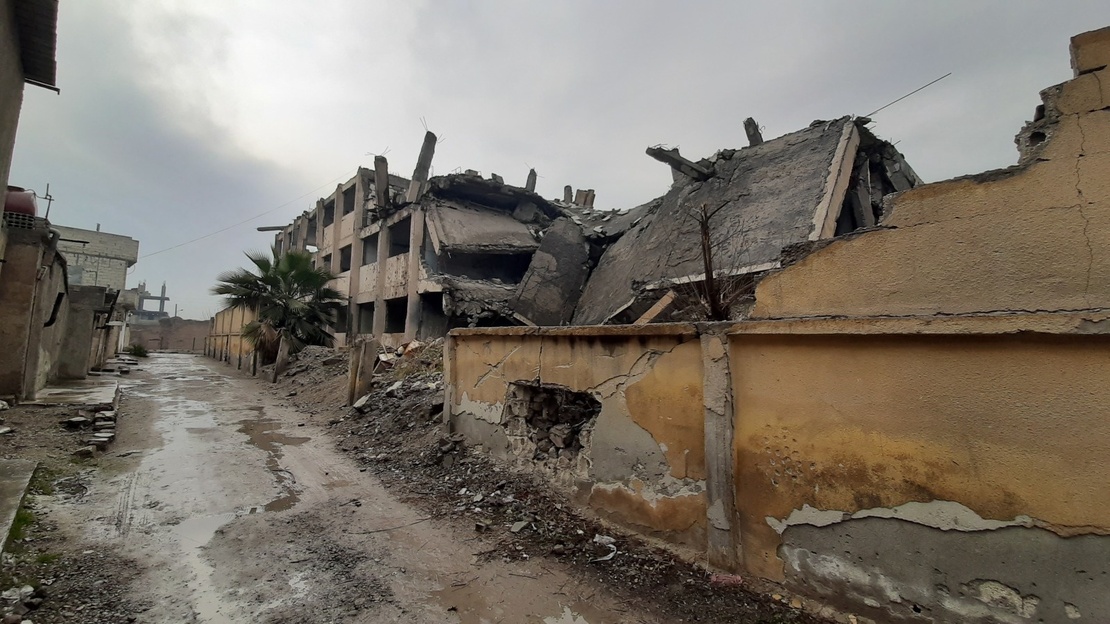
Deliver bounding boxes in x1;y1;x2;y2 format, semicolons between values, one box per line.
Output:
752;31;1110;320
447;326;707;546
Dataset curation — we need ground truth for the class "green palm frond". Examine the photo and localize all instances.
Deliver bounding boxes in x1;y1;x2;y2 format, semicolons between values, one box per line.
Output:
212;247;341;353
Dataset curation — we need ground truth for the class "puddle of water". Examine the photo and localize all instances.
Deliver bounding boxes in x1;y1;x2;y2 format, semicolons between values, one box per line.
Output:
173;513;239;623
237;418;310;512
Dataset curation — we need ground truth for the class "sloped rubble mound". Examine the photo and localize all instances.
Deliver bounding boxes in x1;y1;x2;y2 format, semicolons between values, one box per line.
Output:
275;344;830;624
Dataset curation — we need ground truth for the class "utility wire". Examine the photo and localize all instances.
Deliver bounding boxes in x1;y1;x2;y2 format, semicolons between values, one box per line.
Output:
866;72;952;118
139;170;355;260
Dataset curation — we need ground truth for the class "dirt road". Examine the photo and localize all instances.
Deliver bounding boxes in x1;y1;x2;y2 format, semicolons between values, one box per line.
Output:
44;354;657;623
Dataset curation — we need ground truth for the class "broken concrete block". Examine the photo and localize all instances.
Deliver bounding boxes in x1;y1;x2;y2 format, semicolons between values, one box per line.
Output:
61;417;91;428
510;218;591;326
549;424;574;449
73;446;96;458
353;393;373;413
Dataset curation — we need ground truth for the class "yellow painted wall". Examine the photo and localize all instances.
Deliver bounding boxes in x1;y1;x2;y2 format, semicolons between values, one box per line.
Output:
752;64;1110;319
208;306;256;365
449;327;707;545
729;329;1110;579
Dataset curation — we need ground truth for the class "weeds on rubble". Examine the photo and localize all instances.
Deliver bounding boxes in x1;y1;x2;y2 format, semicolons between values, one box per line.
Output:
28;466;57;496
33;553;60;565
7;507;33;546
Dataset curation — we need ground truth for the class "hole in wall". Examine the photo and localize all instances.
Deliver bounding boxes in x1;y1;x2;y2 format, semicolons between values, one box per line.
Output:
504;382;601;464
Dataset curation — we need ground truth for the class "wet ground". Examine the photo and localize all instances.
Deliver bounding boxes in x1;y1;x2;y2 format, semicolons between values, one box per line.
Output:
44;353;658;623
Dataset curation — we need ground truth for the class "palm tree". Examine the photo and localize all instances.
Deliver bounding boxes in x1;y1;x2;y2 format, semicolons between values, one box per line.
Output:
212;248;345;382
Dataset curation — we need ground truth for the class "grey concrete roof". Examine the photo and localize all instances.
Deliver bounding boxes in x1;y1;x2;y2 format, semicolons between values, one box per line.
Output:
573;117;854;325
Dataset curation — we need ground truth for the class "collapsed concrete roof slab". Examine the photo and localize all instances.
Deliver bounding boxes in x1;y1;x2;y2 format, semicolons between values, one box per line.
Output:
511;218;591;326
427;174;557;216
573;117;860;325
426;203;539;254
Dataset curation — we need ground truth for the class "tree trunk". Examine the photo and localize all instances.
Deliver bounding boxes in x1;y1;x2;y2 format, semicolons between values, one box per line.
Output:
271;332;290;383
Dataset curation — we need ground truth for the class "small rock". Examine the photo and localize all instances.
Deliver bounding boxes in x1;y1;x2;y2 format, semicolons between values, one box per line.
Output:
510;521;528;533
73;446;96;458
0;427;13;435
61;417;91;428
384;381;403;398
353;394;372;413
0;400;9;411
1;615;20;624
322;356;345;366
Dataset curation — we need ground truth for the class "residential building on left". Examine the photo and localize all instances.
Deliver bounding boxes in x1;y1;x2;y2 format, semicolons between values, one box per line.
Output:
0;0;141;400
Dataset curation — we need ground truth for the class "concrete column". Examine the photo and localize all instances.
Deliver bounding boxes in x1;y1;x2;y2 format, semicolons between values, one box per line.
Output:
701;330;741;571
374;156;390;211
405;131;437;203
314;199;325;269
525;168;537;192
372;215;391;338
348;170;367;336
563;185;573;202
403;209;425;341
331;184;343;275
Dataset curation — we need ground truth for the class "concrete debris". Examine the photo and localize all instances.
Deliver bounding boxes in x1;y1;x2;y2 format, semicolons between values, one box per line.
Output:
267;117;918;340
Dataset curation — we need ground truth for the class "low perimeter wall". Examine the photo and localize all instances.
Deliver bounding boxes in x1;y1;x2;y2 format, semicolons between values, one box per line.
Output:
446;314;1110;623
206;306;256;368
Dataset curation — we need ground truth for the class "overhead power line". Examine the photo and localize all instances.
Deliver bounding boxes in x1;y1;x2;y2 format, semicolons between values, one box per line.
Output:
139;170;355;260
866;72;952;118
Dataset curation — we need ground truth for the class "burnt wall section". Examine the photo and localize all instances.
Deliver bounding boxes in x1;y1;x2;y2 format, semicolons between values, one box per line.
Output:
511;218;591;326
781;517;1108;624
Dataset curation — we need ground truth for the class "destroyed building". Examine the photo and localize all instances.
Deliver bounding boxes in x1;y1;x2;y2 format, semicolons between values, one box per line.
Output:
260;118;918;347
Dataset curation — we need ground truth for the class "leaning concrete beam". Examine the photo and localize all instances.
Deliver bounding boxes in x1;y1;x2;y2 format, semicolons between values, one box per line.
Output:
374;156;390;210
646;146;714;181
744;117;764;147
405;131;437;203
526;168;537;192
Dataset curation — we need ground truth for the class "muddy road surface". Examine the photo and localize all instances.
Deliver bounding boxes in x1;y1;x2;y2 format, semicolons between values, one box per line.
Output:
46;354;657;623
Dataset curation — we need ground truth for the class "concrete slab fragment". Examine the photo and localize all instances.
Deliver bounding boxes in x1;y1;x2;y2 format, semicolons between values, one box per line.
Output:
24;378;119;407
0;459;36;552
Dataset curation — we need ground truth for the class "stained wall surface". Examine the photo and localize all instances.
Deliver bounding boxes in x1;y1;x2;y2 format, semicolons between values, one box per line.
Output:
444;27;1110;624
448;326;708;547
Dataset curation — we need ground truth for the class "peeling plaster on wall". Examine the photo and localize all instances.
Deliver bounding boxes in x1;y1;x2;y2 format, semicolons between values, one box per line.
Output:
588;478;708;545
767;500;1036;535
779;517;1110;624
456;391;505;425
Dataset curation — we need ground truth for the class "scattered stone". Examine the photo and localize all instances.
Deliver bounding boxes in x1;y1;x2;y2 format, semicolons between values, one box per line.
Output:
0;400;9;411
61;417;91;428
384;381;403;398
510;520;529;533
353;394;372;413
73;446;97;458
0;427;13;435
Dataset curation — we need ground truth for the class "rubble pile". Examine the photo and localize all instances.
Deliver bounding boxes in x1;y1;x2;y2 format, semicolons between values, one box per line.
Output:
63;409;118;458
274;342;825;623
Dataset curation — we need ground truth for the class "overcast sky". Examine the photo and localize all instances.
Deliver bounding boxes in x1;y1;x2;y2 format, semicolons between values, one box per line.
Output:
9;1;1108;319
